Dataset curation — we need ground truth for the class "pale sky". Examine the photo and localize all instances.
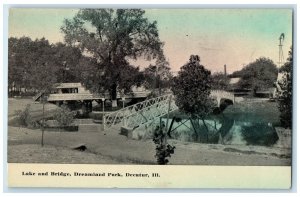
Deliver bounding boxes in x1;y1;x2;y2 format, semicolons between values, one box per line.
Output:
9;8;293;74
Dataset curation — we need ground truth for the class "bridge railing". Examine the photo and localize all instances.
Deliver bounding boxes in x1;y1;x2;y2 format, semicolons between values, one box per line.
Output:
103;94;178;130
103;90;235;130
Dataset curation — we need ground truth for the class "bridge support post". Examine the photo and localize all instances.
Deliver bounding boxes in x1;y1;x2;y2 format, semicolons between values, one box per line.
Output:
122;118;127;127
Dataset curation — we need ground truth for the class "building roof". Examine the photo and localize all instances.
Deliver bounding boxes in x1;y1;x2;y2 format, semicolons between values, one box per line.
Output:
229;77;241;85
54;83;82;89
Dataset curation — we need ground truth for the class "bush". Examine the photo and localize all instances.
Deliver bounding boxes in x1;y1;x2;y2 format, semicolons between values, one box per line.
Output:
153;125;176;165
14;104;33;127
53;105;75;129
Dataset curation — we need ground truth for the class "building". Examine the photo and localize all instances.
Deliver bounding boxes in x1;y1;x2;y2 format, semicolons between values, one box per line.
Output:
34;83;151;112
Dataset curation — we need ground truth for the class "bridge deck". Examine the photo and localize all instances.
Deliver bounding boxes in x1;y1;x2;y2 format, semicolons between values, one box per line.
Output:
103;90;235;131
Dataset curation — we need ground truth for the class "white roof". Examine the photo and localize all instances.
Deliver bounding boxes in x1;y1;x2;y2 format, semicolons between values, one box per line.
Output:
229;77;241;84
54;83;83;88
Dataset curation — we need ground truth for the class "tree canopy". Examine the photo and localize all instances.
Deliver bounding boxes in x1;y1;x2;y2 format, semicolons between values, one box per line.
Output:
211;72;230;90
143;60;172;96
171;55;216;142
171;55;215;119
8;37;84;94
61;9;165;106
233;57;278;94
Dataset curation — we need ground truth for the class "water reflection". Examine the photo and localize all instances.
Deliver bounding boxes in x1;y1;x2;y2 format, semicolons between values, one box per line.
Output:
161;105;279;147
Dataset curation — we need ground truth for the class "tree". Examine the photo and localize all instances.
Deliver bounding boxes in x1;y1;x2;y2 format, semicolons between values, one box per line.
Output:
30;52;58;147
8;37;37;94
235;57;278;96
61;9;164;107
51;42;83;83
171;55;216;143
8;37;86;95
277;46;292;128
22;38;59;146
144;60;172;96
211;72;230;90
8;37;87;145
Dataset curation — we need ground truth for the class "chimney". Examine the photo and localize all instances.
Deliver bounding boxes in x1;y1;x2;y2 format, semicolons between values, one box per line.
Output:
224;64;227;77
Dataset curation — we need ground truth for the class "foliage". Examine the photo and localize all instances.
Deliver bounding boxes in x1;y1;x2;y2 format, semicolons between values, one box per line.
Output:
211;72;230;90
52;42;83;83
152;125;175;165
171;55;215;119
15;104;32;127
241;123;279;146
53;105;75;129
234;57;278;95
277;46;293;128
8;37;84;92
143;60;173;94
61;9;165;106
171;55;216;143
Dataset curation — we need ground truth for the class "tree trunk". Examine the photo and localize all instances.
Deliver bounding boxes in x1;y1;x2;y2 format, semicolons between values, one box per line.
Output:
111;83;118;108
190;118;208;143
218;115;235;143
190;118;199;141
201;118;209;143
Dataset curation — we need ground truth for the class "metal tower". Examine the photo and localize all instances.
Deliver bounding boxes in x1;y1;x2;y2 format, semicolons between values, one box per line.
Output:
278;33;285;67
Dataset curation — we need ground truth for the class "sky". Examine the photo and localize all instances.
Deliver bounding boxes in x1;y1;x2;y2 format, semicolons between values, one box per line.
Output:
9;8;293;74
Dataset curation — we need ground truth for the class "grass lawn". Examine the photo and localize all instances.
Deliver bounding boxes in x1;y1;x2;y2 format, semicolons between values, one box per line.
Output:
8;98;59;126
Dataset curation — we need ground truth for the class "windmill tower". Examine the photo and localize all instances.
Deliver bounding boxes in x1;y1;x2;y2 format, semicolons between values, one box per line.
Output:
278;33;285;67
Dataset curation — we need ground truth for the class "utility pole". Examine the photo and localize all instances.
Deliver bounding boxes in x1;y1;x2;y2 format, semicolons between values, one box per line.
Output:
278;33;285;67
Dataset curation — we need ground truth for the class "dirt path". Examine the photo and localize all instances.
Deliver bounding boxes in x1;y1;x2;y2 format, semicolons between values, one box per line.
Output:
7;126;291;165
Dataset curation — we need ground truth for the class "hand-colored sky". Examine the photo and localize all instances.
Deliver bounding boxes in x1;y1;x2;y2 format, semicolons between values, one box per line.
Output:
9;8;293;74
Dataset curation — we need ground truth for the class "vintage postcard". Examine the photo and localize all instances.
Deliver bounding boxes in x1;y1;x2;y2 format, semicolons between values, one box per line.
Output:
6;7;293;189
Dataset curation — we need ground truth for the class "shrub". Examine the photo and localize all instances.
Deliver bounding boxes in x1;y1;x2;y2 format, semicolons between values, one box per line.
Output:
153;125;176;165
53;105;75;129
14;104;32;127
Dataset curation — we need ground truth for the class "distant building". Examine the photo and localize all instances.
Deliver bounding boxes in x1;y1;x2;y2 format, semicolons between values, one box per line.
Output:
229;77;241;86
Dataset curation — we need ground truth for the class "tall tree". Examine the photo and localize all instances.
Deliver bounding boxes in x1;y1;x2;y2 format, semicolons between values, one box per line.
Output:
171;55;216;143
9;37;86;94
27;40;59;147
236;57;278;96
52;42;83;83
61;9;164;107
8;37;36;93
144;60;172;96
277;46;292;128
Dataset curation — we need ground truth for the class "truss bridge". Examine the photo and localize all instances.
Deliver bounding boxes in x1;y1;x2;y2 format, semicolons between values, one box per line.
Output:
103;90;235;131
103;94;178;130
